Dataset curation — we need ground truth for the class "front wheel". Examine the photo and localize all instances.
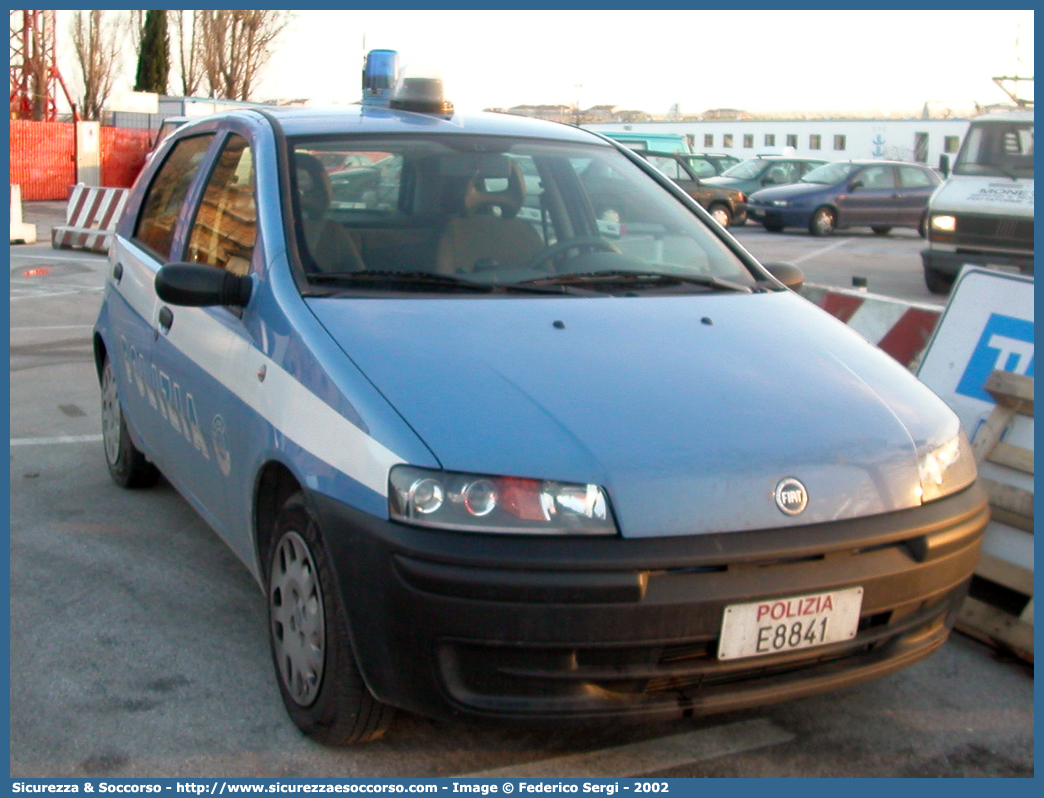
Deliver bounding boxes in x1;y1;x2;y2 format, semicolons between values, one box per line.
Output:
100;355;159;488
267;493;395;745
708;203;732;227
809;207;836;236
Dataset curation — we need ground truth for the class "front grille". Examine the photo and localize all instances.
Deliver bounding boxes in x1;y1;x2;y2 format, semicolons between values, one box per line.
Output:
955;213;1034;252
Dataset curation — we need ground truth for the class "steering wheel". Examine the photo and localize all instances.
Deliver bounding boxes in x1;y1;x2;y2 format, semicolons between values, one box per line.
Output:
525;237;621;272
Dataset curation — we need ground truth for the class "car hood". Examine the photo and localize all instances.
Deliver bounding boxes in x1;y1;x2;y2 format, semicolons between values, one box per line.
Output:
749;183;830;202
307;292;958;538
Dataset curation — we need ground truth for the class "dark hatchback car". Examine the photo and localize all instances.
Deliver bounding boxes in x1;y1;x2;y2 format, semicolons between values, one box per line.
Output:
702;156;827;198
748;160;942;236
638;151;748;226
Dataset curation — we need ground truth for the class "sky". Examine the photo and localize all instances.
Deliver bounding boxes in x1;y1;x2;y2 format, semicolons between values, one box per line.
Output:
252;9;1034;115
54;9;1034;118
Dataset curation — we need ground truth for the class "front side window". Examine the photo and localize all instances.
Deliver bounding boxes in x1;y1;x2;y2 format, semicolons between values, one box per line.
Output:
855;165;895;190
185;134;257;275
284;135;758;297
134;134;214;260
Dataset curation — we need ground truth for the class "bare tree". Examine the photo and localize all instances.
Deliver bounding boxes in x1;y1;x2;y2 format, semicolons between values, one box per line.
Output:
198;10;292;101
70;10;127;121
171;10;205;96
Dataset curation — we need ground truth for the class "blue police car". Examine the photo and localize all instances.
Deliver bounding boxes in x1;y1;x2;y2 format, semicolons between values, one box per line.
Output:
94;56;988;744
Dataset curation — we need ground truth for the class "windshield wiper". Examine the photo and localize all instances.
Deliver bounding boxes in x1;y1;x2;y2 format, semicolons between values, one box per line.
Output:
307;270;581;296
308;270;495;293
519;270;753;293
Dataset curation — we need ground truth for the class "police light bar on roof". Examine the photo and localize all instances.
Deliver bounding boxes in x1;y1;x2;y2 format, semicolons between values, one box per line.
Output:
361;49;399;106
389;66;454;116
361;49;454;116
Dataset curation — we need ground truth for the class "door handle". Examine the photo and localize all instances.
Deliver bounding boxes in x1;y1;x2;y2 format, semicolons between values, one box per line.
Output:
158;306;174;334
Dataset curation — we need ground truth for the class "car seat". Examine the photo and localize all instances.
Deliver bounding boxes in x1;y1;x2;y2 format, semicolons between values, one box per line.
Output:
435;159;543;275
294;152;365;273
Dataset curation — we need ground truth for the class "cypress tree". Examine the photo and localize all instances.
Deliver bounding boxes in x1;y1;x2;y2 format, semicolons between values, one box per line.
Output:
134;11;170;95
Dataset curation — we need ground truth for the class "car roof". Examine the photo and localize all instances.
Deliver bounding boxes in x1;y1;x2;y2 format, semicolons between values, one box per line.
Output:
972;109;1033;123
827;159;935;167
179;105;611;146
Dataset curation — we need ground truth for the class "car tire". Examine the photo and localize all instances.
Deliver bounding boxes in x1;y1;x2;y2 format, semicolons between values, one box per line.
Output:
871;226;892;235
708;204;732;227
923;266;954;295
809;207;836;236
267;493;395;745
763;223;785;233
101;355;160;489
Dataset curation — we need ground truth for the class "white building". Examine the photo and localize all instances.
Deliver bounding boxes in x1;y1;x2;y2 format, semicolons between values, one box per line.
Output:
585;118;972;169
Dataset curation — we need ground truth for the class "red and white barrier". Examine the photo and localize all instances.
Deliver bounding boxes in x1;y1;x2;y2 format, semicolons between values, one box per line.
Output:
51;183;128;254
10;184;38;244
802;283;941;370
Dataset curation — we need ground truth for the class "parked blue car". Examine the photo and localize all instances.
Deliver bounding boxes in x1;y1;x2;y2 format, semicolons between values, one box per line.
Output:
748;160;941;236
94;81;985;744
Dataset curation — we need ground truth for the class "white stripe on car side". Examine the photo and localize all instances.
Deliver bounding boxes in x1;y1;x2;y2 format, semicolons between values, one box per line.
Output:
109;247;401;497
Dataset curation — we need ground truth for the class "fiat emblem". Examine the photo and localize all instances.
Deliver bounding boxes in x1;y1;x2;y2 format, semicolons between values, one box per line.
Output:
774;477;808;516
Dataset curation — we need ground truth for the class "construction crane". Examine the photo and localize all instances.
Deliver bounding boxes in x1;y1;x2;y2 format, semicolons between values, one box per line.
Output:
10;10;78;121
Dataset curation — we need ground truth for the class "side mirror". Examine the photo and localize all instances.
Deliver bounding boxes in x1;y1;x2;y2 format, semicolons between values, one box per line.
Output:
848;180;864;191
155;263;252;307
763;262;804;292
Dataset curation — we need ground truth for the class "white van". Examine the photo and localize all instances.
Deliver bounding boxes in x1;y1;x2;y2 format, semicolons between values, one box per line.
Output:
921;109;1033;293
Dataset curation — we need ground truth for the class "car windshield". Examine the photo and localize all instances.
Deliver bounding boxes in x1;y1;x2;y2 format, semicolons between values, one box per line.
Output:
718;159;769;180
287;135;758;296
801;162;859;184
953;121;1034;179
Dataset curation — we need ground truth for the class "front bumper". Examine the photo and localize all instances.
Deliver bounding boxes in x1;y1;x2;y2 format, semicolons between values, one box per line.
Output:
920;247;1034;277
313;483;988;723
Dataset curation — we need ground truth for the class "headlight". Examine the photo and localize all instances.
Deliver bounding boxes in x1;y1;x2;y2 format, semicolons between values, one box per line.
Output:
930;214;957;232
916;432;977;503
389;465;617;535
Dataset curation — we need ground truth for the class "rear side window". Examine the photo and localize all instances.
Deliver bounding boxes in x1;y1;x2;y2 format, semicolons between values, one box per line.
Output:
186;135;257;276
898;166;935;189
134;134;214;260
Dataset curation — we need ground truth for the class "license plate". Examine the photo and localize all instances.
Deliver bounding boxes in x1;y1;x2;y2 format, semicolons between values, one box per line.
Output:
717;586;863;660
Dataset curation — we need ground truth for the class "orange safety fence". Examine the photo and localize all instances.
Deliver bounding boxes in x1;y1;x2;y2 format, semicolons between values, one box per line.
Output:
9;121;153;200
9;120;75;200
101;127;152;189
